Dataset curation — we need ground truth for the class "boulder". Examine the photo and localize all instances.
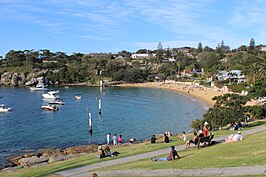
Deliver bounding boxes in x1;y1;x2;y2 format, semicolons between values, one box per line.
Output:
1;72;12;85
38;148;64;157
63;145;98;155
18;156;49;167
10;73;19;86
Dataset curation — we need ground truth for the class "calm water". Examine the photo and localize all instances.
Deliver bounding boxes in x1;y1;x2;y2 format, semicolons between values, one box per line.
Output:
0;86;206;163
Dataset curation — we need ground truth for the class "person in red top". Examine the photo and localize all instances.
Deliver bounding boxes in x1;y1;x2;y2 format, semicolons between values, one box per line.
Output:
203;121;209;137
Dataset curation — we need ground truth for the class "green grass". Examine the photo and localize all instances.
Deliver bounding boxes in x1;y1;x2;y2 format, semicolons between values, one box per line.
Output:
0;136;184;177
1;121;265;177
100;131;266;171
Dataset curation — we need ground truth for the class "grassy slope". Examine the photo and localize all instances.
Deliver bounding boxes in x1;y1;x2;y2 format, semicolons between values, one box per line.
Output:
100;131;266;171
1;121;266;177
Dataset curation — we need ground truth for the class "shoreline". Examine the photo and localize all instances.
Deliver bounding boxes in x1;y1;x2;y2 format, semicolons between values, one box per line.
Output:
117;82;226;109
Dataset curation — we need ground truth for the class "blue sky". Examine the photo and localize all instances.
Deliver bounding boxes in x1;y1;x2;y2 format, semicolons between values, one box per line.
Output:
0;0;265;57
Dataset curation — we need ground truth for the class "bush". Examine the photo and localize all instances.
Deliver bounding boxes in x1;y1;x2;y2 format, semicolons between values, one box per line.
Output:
191;119;204;130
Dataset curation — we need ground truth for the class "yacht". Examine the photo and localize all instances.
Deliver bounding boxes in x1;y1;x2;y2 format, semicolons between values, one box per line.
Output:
0;104;11;112
42;91;60;99
30;83;47;91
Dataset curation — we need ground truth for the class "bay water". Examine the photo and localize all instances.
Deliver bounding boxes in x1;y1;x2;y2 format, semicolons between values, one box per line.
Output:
0;86;207;165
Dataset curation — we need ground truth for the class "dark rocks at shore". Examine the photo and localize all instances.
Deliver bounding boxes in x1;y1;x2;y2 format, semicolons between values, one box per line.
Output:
1;144;98;170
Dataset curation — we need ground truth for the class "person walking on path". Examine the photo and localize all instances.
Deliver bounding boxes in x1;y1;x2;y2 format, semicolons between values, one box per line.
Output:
112;134;117;146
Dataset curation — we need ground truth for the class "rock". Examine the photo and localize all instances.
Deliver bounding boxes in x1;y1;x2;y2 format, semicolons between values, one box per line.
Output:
6;155;24;167
23;153;34;158
63;145;98;155
18;156;49;167
1;72;12;85
10;73;19;86
38;148;64;157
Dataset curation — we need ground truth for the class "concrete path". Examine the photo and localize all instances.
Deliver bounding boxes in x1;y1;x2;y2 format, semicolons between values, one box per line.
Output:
56;125;266;177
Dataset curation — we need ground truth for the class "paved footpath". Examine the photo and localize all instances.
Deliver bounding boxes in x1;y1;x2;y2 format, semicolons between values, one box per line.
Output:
57;125;266;177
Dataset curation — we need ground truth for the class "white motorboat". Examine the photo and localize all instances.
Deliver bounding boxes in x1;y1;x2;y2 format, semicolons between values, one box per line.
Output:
74;95;81;100
30;83;47;91
42;92;60;99
0;104;11;112
41;104;59;111
48;90;59;95
49;99;65;105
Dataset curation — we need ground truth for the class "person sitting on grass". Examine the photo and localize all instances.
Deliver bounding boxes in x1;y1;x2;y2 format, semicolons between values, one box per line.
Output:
180;131;187;141
225;131;243;143
151;135;156;143
95;146;105;159
185;132;199;149
162;133;170;143
151;146;180;161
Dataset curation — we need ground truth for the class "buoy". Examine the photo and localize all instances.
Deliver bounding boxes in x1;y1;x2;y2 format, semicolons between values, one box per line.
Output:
89;112;93;134
98;99;101;114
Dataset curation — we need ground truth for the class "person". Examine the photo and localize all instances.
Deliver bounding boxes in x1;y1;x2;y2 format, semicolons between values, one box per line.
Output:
118;134;123;144
198;130;204;138
152;146;180;161
226;131;243;143
203;122;209;137
104;145;112;157
96;146;105;159
129;138;136;145
185;132;199;149
180;131;187;141
162;133;170;143
112;134;117;146
106;133;111;145
151;135;156;143
90;172;98;177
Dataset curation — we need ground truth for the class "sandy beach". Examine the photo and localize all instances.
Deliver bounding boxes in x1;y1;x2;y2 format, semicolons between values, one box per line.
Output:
118;82;251;108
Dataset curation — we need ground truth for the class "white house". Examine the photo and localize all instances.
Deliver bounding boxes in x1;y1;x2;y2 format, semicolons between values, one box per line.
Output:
217;70;246;83
131;53;152;59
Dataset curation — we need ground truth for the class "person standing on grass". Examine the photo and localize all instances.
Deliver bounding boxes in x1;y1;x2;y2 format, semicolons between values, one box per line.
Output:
106;133;111;145
118;134;123;144
112;134;117;146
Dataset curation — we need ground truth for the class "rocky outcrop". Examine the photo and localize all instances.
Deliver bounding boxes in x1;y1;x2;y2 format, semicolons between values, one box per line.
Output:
0;70;48;86
63;145;98;155
38;148;64;157
1;72;12;85
18;156;49;167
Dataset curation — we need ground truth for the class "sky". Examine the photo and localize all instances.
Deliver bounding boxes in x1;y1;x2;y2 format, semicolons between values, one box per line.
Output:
0;0;266;57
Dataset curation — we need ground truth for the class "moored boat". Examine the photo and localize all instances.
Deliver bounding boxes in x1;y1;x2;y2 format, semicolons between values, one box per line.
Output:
30;83;47;91
74;95;81;100
42;92;60;99
0;104;12;112
49;99;65;105
41;104;59;111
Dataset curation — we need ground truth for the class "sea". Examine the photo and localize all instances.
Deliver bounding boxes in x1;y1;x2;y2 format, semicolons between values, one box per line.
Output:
0;86;207;166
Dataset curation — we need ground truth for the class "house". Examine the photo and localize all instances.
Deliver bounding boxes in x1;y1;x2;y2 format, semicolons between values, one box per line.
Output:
217;70;246;83
259;45;266;52
131;53;153;59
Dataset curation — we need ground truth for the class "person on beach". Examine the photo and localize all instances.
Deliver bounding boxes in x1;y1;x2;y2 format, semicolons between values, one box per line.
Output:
118;134;123;144
180;131;187;141
106;133;111;145
185;132;199;149
112;134;117;146
151;146;180;161
96;146;105;159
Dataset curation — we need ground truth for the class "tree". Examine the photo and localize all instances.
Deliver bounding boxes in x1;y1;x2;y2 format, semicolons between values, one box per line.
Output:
156;42;164;61
249;38;256;51
203;93;250;128
197;42;203;53
248;79;266;99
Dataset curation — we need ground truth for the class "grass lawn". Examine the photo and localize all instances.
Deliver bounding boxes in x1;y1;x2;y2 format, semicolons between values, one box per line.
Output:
1;120;265;177
99;131;266;171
